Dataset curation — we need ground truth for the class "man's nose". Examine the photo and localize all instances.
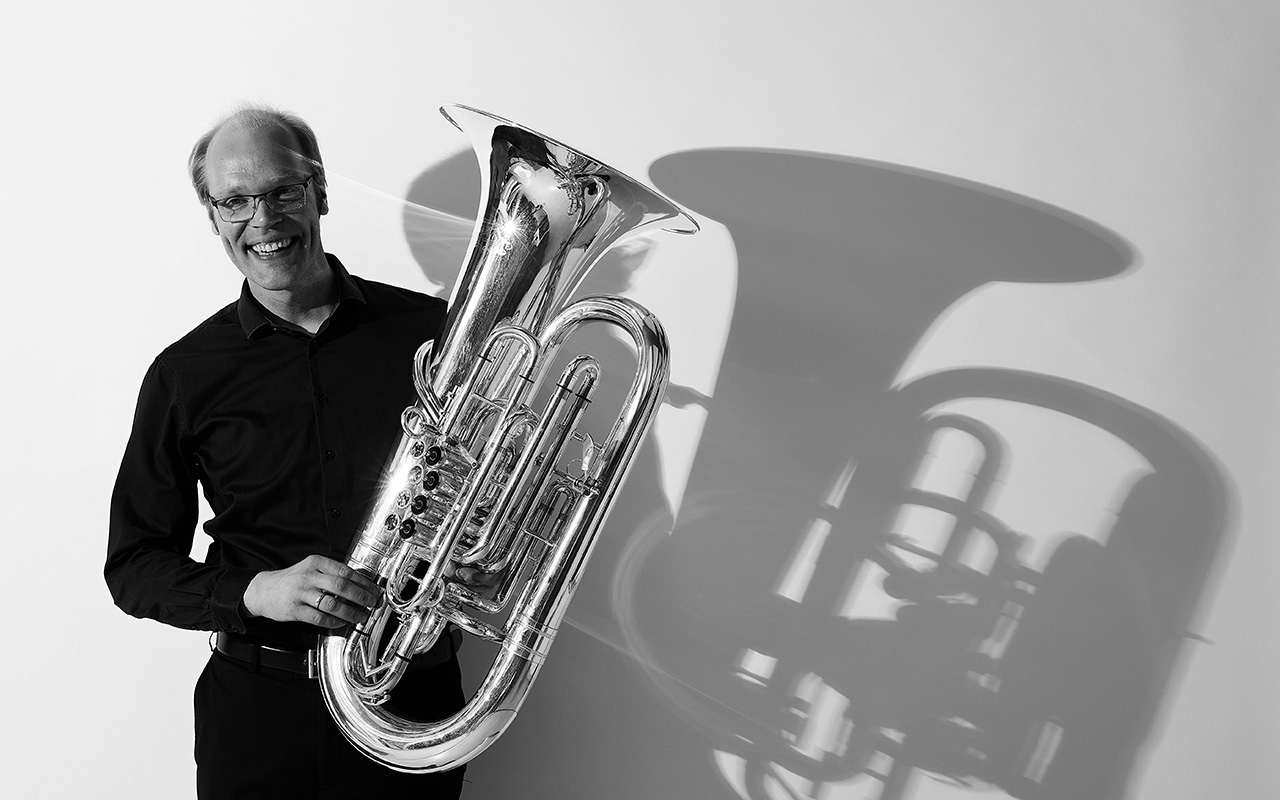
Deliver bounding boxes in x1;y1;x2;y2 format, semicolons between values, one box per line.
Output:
250;197;283;226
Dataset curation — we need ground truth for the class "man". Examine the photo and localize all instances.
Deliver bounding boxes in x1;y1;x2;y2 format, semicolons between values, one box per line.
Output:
106;106;470;798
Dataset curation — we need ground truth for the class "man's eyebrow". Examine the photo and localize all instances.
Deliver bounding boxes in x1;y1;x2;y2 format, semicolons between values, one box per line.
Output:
213;173;308;197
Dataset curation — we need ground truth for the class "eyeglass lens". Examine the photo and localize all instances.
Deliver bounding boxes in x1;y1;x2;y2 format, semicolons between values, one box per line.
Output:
214;182;309;222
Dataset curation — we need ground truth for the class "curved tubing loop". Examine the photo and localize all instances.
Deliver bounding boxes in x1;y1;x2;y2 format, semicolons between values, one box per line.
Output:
441;327;541;443
442;352;601;633
536;295;670;476
345;607;446;705
454;352;601;571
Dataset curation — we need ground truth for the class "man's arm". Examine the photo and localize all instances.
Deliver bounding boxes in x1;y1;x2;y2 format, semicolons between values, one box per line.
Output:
106;357;385;632
105;356;257;632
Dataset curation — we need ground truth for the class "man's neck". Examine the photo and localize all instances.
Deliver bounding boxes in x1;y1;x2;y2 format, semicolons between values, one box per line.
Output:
248;269;338;334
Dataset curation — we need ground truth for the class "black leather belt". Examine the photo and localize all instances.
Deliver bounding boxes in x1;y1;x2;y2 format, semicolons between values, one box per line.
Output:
214;630;457;678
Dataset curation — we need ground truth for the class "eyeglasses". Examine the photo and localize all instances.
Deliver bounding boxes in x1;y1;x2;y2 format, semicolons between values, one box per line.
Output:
208;177;313;223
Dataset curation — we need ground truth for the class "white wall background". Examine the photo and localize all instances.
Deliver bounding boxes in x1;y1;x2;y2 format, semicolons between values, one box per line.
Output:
2;1;1275;798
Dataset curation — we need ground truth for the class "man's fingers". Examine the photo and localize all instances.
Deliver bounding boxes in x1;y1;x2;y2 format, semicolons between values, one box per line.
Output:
314;556;375;583
302;555;359;577
306;606;354;629
305;557;380;608
311;590;372;627
247;556;383;624
314;574;380;610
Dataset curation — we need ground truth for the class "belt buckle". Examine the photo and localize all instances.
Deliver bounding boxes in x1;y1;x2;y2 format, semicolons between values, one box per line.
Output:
306;648;319;680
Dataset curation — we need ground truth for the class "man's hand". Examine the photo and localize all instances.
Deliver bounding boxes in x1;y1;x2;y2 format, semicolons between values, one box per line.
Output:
243;555;380;628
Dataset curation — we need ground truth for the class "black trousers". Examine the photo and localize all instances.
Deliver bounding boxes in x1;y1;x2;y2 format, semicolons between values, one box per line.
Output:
194;650;467;799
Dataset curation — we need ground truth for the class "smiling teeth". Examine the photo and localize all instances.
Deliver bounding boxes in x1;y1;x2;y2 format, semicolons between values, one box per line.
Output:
252;238;293;254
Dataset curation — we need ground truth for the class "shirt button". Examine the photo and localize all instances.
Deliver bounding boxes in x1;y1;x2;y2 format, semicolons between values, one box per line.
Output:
330;508;342;519
318;394;330;405
325;450;336;460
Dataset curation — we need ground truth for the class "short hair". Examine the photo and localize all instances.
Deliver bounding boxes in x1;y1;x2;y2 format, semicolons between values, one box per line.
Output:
188;104;327;205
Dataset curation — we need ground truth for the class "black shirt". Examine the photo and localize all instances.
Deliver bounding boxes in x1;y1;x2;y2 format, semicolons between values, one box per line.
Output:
106;255;446;650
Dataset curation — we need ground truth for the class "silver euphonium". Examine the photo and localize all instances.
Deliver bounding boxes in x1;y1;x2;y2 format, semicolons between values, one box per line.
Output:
317;105;698;772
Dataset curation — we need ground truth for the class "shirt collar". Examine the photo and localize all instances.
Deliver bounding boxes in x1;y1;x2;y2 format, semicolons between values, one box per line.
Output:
237;253;366;338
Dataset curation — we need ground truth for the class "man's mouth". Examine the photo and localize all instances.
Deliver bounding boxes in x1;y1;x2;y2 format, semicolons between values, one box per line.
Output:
250;237;296;256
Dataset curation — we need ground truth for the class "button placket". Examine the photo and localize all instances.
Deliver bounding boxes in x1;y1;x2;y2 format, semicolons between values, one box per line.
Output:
311;343;343;530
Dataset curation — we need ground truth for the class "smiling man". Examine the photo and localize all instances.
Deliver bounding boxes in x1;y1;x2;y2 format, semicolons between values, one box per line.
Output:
106;106;468;798
199;118;335;332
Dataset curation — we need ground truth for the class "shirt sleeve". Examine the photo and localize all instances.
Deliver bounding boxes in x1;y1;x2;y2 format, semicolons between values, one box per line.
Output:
105;356;257;632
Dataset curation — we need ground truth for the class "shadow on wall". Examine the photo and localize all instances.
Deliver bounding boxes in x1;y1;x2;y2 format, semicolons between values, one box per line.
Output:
402;148;1231;800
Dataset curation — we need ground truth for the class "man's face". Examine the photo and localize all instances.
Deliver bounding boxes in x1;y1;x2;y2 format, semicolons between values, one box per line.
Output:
203;122;329;293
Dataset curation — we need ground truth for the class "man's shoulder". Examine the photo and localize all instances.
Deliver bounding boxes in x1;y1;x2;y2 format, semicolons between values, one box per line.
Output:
351;273;447;316
157;300;243;360
348;275;448;338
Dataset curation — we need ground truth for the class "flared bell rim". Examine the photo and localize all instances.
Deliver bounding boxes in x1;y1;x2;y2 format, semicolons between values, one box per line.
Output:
441;103;700;236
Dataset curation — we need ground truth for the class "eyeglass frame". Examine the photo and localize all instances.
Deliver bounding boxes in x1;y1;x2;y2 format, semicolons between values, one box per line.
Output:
207;176;315;223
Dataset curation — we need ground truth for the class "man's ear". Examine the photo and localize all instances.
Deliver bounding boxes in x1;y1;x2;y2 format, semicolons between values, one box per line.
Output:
318;189;329;216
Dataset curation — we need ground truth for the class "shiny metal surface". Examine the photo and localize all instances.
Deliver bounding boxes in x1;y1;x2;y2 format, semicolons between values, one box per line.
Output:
318;104;697;772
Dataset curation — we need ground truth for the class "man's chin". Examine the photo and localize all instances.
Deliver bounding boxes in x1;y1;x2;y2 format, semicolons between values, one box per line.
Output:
237;261;300;291
237;254;329;294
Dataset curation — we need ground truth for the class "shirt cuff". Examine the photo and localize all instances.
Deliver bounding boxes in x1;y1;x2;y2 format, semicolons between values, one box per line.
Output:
211;568;259;633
